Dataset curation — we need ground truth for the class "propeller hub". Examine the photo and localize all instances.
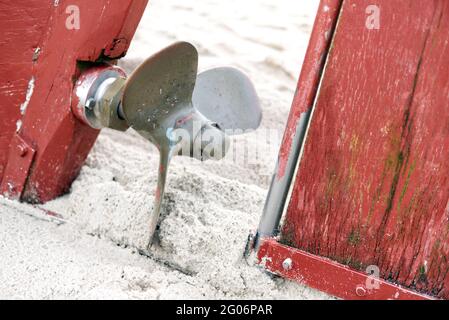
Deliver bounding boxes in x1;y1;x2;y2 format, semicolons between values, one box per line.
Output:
72;65;128;132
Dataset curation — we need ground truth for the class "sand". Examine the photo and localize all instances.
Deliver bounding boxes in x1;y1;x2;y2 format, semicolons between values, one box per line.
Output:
0;0;333;299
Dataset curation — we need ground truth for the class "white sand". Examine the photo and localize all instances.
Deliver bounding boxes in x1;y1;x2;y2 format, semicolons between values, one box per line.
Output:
0;0;332;299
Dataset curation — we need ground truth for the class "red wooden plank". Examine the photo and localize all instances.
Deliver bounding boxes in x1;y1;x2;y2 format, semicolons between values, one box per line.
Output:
0;1;148;202
277;0;342;180
258;238;432;300
282;0;449;298
0;0;51;183
257;0;343;242
0;134;36;199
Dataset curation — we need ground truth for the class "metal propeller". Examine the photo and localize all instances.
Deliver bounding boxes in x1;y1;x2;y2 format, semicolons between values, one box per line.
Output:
73;41;262;246
193;66;261;133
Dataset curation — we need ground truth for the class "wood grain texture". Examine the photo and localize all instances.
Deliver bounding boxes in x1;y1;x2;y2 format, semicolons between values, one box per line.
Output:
282;0;449;298
0;0;51;182
277;0;342;179
0;0;148;202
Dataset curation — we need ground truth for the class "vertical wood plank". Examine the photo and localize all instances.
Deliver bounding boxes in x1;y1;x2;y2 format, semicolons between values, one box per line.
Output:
283;0;449;298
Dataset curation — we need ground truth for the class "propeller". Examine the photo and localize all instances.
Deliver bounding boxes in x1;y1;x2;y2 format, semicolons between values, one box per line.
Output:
72;41;262;247
193;66;261;133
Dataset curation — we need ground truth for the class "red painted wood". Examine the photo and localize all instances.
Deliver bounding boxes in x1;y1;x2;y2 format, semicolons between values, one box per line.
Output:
258;238;431;300
277;0;342;179
0;0;148;202
282;0;449;299
0;134;36;199
0;0;51;184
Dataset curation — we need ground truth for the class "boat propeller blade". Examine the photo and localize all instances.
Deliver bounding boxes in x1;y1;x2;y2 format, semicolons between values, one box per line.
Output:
193;67;262;133
73;41;261;247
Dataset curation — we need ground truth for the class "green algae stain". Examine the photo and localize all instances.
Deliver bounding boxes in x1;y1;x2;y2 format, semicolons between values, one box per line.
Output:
348;229;361;247
366;127;402;223
418;264;427;283
397;159;417;213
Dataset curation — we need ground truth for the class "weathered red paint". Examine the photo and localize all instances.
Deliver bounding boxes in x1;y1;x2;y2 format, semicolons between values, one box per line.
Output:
277;0;342;179
258;238;432;300
0;134;36;199
279;0;449;299
0;0;148;202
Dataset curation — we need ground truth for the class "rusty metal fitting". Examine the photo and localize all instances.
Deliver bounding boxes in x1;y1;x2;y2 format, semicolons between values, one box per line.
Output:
72;65;128;131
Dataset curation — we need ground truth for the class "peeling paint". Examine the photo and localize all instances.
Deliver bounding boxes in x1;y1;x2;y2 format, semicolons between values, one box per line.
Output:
16;120;22;132
32;47;41;62
20;77;35;115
